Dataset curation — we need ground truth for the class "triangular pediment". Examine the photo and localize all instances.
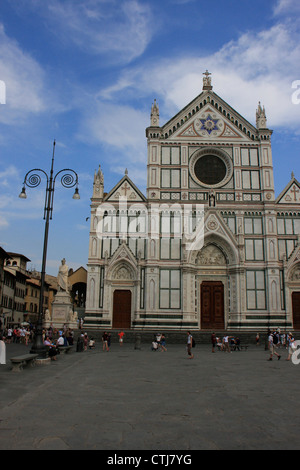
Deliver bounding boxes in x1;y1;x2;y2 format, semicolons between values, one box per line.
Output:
186;209;239;265
176;106;247;140
204;211;238;246
104;174;146;203
276;177;300;204
161;91;258;142
106;240;138;280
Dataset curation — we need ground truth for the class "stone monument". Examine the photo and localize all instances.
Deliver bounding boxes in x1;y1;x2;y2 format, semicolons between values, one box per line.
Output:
44;258;78;329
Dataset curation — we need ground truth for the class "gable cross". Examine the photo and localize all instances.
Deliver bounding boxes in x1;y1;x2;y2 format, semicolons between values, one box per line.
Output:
121;182;130;196
290;185;299;201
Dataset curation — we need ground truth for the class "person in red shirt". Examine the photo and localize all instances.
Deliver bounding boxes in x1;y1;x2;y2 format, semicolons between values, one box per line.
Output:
118;331;125;346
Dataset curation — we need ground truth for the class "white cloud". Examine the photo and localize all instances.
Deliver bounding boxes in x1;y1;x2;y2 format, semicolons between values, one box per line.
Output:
273;0;300;15
0;24;63;124
0;216;9;229
79;101;148;155
0;165;20;187
97;21;300;132
45;0;155;64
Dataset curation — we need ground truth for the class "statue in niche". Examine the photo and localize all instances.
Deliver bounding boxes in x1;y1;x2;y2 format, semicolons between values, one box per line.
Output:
209;189;216;207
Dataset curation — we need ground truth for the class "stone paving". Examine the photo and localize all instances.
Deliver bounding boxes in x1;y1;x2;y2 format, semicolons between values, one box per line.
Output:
0;339;299;450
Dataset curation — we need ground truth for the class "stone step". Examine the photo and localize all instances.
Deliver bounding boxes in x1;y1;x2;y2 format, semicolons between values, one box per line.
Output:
72;329;296;345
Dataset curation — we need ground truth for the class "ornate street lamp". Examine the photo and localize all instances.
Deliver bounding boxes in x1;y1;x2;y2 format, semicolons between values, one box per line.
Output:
19;140;80;358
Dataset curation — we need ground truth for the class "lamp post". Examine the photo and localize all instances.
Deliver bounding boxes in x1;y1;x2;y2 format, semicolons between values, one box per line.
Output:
19;140;80;358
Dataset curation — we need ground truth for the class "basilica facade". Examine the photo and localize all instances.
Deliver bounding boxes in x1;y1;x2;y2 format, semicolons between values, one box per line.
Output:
85;73;300;331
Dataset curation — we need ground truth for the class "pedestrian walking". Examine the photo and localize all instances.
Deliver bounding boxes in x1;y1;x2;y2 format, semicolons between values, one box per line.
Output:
118;330;125;346
7;328;12;344
83;333;89;351
76;334;84;352
222;335;231;353
160;333;167;352
268;331;281;361
187;331;194;359
102;331;109;351
211;332;216;353
286;333;296;361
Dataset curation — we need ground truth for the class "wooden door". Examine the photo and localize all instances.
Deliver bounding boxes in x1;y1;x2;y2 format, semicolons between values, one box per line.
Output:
292;292;300;330
113;290;131;329
201;281;224;329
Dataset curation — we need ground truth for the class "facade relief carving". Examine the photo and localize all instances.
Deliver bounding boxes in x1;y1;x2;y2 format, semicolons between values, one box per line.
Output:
290;264;300;281
112;265;133;280
196;244;226;266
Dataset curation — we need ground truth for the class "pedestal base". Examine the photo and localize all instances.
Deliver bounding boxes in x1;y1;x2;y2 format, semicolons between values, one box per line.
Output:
45;290;78;330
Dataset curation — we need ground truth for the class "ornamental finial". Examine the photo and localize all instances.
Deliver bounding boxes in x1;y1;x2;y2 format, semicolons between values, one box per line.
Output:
203;70;212;90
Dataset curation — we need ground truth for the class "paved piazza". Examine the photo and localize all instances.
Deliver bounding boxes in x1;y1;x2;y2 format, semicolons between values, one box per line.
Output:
0;340;299;450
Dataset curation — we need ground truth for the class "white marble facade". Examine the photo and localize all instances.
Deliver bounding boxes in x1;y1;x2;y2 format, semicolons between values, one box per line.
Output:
85;74;300;331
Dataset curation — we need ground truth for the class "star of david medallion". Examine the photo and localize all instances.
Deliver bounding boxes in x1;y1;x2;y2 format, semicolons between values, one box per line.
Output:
194;113;223;137
199;114;219;134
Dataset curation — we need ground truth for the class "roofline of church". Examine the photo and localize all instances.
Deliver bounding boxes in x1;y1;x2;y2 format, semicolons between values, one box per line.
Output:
103;173;147;203
156;89;271;141
275;175;300;204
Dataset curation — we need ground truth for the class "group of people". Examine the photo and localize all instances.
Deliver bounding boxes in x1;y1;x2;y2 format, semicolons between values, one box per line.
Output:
76;330;126;352
43;326;75;360
3;326;32;345
151;333;167;352
210;333;241;353
268;329;297;361
43;332;70;360
0;325;298;365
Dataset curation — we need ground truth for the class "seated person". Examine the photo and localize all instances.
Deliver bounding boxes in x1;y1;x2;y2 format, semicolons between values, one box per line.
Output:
48;345;58;361
44;336;52;346
56;335;65;347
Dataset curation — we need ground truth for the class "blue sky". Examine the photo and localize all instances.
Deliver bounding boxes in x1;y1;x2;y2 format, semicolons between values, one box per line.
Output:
0;0;300;275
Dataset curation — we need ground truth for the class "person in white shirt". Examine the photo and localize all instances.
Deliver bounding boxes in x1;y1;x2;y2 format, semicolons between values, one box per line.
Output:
7;328;12;344
56;335;65;346
222;335;231;353
187;331;194;359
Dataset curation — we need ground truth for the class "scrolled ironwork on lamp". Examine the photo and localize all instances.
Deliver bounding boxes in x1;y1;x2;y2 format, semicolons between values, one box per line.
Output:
19;140;80;358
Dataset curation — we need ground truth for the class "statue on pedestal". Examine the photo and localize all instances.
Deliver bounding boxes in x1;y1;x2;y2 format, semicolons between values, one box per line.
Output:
58;258;69;292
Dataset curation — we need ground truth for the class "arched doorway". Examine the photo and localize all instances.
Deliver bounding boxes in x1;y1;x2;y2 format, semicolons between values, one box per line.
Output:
292;292;300;330
113;290;132;329
196;243;227;330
